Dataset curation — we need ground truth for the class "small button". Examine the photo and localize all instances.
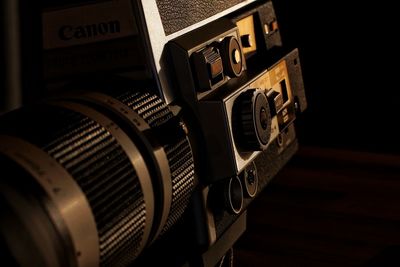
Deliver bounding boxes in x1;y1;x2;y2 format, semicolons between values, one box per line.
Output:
241;34;253;48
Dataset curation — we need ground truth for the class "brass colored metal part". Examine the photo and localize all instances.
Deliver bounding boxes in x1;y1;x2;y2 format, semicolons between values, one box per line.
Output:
236;15;257;55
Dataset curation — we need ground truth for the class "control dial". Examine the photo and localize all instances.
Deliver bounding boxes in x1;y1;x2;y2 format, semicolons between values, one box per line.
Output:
233;89;272;151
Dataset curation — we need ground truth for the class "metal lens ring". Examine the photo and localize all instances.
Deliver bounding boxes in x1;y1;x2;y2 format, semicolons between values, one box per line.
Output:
112;89;196;236
0;102;154;267
67;88;196;241
0;135;100;267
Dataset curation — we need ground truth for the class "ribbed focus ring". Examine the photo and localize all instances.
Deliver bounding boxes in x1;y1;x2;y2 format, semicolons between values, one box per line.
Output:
117;91;195;233
42;111;145;267
162;139;195;233
118;91;173;127
0;105;147;267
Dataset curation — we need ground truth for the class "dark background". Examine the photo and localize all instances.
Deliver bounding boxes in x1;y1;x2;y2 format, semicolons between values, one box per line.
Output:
274;0;398;154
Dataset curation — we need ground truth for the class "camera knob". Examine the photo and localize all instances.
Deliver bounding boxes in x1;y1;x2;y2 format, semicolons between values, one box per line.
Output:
220;36;244;77
233;89;272;151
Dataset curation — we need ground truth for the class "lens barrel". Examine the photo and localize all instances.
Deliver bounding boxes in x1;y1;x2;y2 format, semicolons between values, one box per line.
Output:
0;88;195;267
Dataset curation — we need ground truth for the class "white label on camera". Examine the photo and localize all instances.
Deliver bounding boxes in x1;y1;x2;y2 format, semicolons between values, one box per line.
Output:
43;0;137;49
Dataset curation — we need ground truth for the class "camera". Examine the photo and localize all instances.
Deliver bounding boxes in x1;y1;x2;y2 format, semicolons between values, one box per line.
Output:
0;1;307;266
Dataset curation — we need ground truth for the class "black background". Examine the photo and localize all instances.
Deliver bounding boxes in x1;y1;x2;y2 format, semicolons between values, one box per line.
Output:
274;0;398;154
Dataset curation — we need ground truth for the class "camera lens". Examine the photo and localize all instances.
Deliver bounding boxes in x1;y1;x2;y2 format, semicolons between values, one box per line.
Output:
0;89;195;267
233;89;272;152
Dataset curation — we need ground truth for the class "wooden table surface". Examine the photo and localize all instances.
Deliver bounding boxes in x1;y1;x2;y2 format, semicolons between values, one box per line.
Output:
234;146;400;267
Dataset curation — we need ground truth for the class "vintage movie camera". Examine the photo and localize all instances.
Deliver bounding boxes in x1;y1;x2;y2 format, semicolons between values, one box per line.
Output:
0;0;307;266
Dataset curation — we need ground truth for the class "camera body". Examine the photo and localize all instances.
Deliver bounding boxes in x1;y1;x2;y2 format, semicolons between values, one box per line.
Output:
0;1;306;266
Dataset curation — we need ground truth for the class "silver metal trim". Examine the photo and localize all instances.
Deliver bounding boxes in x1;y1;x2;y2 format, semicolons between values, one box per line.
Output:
227;176;243;214
52;100;155;256
64;92;172;242
0;135;99;267
138;0;258;104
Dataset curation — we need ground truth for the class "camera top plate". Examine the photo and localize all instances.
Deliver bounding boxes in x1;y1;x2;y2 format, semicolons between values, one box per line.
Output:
137;0;258;103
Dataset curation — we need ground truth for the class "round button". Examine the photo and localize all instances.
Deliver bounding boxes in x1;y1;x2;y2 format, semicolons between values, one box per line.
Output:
225;176;244;214
242;162;258;198
220;36;244;77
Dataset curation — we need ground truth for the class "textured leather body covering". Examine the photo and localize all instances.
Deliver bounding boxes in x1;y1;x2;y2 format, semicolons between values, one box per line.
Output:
156;0;247;35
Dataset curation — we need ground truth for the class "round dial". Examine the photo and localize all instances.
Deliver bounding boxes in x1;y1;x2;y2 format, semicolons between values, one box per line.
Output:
233;89;272;151
220;36;244;77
